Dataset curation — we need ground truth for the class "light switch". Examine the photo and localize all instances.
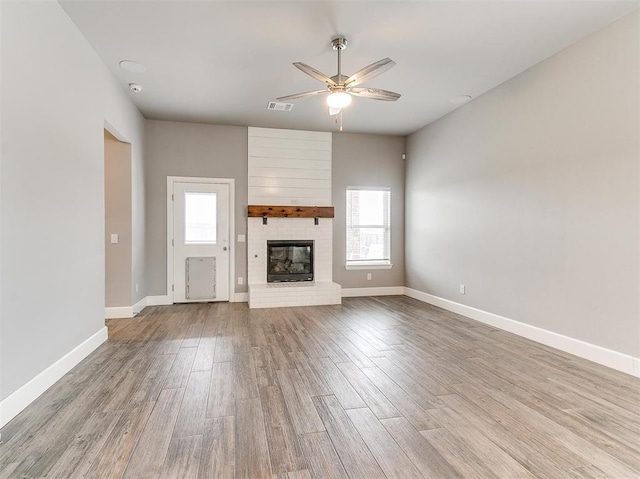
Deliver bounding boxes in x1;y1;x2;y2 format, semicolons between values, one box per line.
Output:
110;233;119;244
237;234;246;243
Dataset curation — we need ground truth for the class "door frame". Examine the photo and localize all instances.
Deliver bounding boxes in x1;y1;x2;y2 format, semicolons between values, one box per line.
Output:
167;176;235;303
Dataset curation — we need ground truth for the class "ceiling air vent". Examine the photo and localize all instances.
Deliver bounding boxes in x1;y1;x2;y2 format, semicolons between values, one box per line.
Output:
267;101;294;112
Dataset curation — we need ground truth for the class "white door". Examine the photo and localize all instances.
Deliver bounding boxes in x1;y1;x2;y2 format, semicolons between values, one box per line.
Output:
172;181;230;302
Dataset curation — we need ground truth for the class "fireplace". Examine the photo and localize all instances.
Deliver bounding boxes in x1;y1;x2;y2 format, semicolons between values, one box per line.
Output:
267;240;314;282
247;217;340;307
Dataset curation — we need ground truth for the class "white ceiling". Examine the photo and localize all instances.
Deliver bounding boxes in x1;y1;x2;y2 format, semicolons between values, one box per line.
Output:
60;0;638;136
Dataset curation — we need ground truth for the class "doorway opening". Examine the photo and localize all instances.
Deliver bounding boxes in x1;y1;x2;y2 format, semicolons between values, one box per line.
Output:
104;129;132;315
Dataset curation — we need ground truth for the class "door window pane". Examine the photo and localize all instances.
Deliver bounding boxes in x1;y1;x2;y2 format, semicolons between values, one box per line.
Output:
185;192;217;244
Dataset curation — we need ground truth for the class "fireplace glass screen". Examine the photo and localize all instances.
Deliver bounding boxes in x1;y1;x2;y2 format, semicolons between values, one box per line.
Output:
267;240;314;282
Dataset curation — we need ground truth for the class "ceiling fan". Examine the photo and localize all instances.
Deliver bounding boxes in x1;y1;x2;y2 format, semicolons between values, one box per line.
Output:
277;36;401;117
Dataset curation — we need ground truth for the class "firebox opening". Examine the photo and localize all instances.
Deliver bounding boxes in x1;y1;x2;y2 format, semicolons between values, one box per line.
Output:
267;240;314;283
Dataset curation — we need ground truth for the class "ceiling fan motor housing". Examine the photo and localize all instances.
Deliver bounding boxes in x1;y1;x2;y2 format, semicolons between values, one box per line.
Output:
330;75;349;85
331;36;348;51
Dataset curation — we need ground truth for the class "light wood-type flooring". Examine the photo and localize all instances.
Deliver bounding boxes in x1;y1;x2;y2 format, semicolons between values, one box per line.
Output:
1;296;639;478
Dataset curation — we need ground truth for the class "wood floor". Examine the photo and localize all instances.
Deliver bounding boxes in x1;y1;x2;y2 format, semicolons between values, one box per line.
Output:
1;296;639;478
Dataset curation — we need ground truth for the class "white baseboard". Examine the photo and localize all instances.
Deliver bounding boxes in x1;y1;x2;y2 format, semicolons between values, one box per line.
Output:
145;295;172;306
133;297;147;315
233;292;249;303
105;297;148;319
0;326;109;428
404;287;640;378
342;286;405;297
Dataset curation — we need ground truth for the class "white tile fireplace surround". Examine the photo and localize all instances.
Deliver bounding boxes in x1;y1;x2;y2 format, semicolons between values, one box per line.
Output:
247;217;341;308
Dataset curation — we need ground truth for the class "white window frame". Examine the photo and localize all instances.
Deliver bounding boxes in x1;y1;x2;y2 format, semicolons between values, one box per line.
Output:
345;186;393;271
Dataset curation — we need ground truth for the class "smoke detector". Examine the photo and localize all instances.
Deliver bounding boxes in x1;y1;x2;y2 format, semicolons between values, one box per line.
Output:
129;83;142;93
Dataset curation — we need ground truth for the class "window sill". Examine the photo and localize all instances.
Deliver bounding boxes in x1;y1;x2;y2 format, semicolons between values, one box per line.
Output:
345;262;393;271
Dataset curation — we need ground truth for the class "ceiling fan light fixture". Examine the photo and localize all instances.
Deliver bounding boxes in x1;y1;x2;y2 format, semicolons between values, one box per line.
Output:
327;91;352;109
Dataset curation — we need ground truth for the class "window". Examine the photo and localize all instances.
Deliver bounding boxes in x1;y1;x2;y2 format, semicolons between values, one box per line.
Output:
184;192;217;244
346;188;392;269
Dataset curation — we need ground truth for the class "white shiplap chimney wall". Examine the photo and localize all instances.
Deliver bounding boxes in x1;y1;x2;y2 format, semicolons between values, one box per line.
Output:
248;127;331;206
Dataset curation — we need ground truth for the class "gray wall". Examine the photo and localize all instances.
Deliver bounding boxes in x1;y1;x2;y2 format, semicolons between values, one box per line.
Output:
332;133;406;288
1;0;102;401
145;120;248;296
105;130;132;307
406;11;639;357
127;105;147;306
0;1;146;401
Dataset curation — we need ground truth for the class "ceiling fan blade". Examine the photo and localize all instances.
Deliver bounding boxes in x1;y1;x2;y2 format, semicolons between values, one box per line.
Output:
345;58;396;87
293;62;337;87
349;87;401;101
277;89;328;101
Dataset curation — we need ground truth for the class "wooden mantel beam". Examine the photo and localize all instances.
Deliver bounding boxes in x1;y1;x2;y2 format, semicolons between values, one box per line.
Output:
248;205;334;218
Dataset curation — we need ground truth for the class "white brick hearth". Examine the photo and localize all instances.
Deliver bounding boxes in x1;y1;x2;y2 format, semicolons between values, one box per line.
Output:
249;281;341;309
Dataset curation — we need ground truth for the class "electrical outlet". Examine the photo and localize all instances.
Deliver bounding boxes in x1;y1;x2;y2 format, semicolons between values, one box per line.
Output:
135;283;139;293
367;273;372;281
459;284;465;294
238;277;244;285
237;234;246;243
